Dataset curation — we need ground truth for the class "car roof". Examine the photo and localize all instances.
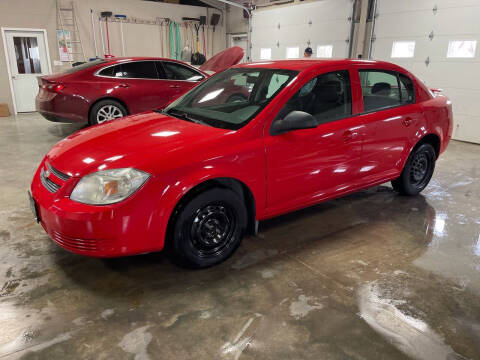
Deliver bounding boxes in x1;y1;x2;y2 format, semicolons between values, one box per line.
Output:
105;57;183;63
233;59;401;72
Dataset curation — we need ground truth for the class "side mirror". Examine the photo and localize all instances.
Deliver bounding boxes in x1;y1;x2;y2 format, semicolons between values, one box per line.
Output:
270;111;318;135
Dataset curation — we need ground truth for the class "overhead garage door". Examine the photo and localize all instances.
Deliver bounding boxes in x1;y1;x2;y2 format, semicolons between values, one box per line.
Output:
371;0;480;144
251;0;352;61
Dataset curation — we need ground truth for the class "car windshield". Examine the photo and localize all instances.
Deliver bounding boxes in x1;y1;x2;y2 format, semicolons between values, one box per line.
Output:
164;68;298;130
61;59;108;74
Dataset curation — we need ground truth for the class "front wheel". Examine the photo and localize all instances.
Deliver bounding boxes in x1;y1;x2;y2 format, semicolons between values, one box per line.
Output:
392;143;436;195
167;188;247;268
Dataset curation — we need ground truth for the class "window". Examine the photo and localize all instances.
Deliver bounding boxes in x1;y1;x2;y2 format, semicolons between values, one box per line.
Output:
115;61;158;79
447;40;477;58
162;62;204;81
317;45;333;58
13;37;42;74
391;41;415;58
98;65;114;77
165;68;297;130
359;70;414;112
66;59;108;74
398;74;415;104
286;47;299;59
260;48;272;60
275;71;352;124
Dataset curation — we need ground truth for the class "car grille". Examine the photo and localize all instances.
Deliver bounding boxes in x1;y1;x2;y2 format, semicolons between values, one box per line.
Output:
40;167;61;193
47;162;71;181
51;231;112;252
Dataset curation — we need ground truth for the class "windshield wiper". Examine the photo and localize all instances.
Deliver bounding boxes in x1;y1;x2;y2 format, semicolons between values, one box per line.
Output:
165;108;208;126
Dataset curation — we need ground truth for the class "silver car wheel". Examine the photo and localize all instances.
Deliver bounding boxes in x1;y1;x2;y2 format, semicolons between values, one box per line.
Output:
96;105;124;123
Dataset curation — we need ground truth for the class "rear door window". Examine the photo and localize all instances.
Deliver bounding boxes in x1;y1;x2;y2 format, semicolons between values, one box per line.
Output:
359;70;414;112
115;61;159;79
162;62;204;81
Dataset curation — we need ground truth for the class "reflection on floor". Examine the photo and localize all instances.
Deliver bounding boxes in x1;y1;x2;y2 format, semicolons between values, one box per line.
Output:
0;113;479;359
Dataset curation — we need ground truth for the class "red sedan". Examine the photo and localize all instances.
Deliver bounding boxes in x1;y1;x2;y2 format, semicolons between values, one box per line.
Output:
35;47;244;125
30;59;453;268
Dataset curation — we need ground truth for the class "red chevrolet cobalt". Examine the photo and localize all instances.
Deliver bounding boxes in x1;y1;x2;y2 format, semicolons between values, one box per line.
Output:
30;59;452;268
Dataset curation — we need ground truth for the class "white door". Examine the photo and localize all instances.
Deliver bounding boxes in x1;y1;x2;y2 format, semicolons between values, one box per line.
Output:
251;0;352;61
229;34;248;63
371;0;480;144
3;30;50;112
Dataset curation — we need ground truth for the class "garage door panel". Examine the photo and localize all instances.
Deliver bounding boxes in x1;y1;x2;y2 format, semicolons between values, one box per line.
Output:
374;0;480;143
432;9;480;35
373;38;431;60
375;15;436;38
440;87;480;117
377;0;479;14
452;114;480;144
426;62;480;89
251;0;351;61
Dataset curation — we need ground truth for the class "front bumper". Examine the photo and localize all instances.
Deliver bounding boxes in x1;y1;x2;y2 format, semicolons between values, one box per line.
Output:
30;159;165;257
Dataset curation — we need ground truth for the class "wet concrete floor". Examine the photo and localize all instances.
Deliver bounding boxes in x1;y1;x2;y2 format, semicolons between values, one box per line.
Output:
0;113;479;359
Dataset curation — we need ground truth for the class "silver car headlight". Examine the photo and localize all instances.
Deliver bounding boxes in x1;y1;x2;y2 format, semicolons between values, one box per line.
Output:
70;168;150;205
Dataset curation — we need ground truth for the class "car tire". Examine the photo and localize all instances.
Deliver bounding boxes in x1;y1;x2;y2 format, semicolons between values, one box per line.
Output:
392;143;436;195
167;188;247;268
89;99;127;125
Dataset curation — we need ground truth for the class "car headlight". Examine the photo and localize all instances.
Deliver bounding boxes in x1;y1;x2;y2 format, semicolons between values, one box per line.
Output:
70;168;150;205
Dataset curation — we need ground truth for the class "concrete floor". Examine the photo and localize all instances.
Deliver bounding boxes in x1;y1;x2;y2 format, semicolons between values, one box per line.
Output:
0;113;480;360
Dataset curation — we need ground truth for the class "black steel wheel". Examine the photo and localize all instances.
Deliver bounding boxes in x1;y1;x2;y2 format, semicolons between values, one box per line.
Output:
168;188;247;268
392;143;436;195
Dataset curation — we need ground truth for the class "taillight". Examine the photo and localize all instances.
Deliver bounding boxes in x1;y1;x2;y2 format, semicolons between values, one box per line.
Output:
42;83;65;93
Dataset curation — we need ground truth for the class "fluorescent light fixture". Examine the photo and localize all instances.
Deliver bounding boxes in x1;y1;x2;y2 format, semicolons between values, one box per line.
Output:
391;41;415;58
447;40;476;58
317;45;333;58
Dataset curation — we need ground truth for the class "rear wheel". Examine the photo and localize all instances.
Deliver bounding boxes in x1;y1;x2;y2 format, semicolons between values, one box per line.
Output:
89;99;127;125
392;143;436;195
167;188;247;268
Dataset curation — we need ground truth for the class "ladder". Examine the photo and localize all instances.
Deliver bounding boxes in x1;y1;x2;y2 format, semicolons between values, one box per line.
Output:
57;0;86;64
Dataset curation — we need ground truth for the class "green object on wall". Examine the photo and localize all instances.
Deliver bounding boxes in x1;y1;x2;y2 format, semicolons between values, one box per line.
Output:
169;22;175;59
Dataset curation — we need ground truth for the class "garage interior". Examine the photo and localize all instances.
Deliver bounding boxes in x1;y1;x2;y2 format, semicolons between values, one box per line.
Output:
1;0;480;359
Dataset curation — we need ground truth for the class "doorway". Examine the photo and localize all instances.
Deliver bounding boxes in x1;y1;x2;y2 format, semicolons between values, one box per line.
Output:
2;28;52;113
228;33;248;62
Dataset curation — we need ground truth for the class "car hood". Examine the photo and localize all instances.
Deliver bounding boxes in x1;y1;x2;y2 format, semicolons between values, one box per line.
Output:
200;46;244;74
46;112;230;177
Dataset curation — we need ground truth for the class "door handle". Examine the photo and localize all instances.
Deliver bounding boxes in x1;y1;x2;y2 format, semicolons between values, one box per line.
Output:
403;117;413;126
118;83;130;88
169;85;181;89
342;130;357;142
11;75;18;80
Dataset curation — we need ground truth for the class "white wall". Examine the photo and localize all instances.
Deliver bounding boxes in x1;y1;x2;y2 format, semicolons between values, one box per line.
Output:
0;0;226;113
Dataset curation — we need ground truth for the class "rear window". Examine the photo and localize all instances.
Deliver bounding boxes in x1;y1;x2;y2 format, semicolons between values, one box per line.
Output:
359;69;414;112
61;59;108;74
